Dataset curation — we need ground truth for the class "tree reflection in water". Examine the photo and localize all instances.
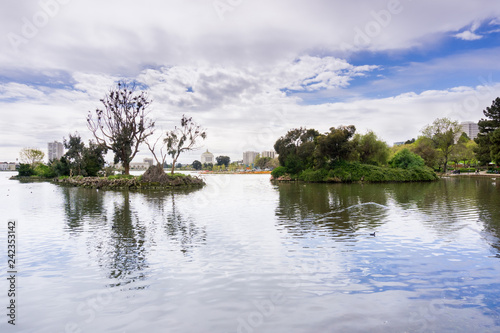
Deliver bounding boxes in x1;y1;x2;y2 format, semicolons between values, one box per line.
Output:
275;178;500;253
61;186;205;288
62;186;106;232
142;189;207;255
275;182;389;238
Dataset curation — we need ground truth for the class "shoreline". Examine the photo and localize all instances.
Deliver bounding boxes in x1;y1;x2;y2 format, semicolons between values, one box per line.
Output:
445;172;498;178
10;174;205;190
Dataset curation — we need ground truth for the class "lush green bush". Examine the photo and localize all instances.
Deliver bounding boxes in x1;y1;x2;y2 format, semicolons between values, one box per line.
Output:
291;162;438;183
18;163;35;177
271;166;287;178
284;155;305;175
389;148;425;169
299;169;327;182
34;164;56;178
458;168;476;173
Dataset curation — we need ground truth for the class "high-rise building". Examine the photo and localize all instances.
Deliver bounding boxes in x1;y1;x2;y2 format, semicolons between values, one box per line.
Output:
460;121;479;140
261;150;275;159
243;151;259;165
48;141;64;161
201;150;214;164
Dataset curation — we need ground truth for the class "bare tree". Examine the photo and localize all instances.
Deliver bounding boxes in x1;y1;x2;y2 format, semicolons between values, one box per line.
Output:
87;82;155;174
145;130;168;167
165;115;207;175
19;148;44;167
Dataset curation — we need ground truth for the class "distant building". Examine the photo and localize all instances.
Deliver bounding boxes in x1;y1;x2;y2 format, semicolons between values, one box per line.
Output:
261;150;275;159
48;141;64;161
243;151;259;165
130;158;154;170
0;162;17;171
460;121;479;140
130;162;149;170
201;150;214;164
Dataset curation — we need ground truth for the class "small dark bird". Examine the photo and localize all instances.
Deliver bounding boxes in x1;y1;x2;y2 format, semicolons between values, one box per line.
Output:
370;232;376;237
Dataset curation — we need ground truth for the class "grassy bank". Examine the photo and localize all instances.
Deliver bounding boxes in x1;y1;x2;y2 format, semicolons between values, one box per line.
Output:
271;162;439;183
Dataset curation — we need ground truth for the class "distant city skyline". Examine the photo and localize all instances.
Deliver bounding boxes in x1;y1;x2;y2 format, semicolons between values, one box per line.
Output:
1;2;500;163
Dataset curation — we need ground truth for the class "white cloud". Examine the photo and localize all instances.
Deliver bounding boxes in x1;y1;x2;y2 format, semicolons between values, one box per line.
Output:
1;1;499;73
1;1;500;163
454;30;482;41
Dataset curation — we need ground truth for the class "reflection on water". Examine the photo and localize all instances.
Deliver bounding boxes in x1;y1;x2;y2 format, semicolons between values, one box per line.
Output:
1;173;500;332
275;182;389;238
61;186;205;289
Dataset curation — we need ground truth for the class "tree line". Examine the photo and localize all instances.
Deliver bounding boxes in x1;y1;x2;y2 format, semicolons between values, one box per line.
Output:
273;97;500;178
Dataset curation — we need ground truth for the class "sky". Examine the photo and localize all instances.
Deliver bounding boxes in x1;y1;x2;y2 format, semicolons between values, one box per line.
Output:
1;0;500;164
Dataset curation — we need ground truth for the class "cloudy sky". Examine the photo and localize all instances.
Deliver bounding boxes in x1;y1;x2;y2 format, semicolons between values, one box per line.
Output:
1;0;500;164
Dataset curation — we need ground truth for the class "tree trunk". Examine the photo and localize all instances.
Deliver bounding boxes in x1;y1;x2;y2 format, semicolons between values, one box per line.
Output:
171;157;177;175
124;163;130;175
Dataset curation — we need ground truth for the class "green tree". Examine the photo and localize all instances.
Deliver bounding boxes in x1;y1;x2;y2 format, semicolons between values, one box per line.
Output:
19;148;44;168
316;125;356;164
389;148;425;169
64;134;85;175
351;131;389;166
63;133;107;176
450;133;474;168
274;128;320;168
411;137;439;169
421;117;461;173
254;156;272;169
475;98;500;165
87;82;155;174
464;140;478;167
50;156;71;176
18;163;35;176
216;155;230;168
192;160;202;170
165;115;207;175
83;141;107;176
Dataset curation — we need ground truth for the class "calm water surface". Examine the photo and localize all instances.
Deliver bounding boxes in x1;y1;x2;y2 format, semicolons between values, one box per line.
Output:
1;171;500;332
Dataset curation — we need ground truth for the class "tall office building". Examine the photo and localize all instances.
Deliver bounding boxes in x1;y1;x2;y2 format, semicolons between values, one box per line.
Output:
243;151;259;165
460;121;479;140
48;141;64;161
261;150;275;159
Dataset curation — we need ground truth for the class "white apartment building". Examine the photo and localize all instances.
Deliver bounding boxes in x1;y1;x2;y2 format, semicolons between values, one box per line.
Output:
48;141;64;161
243;151;259;165
261;150;275;159
460;121;479;140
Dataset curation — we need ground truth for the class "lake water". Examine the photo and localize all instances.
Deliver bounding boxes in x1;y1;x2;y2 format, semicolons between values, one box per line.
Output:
1;171;500;332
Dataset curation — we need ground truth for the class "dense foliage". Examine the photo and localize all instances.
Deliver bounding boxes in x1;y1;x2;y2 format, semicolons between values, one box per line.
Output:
475;97;500;165
389;149;425;169
273;125;437;183
420;117;461;173
216;155;230;168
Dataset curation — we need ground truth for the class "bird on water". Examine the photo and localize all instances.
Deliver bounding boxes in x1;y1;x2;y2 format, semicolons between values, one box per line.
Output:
370;232;376;236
